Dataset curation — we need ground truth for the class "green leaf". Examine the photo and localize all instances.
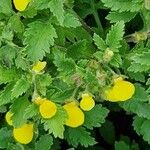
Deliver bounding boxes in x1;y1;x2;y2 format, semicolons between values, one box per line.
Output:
0;0;12;15
11;97;30;127
24;103;39;120
106;11;136;23
84;70;98;86
9;15;24;33
15;53;29;71
120;84;150;120
93;33;107;51
24;21;57;61
49;88;74;103
133;84;149;102
63;27;93;42
33;0;51;10
84;104;109;129
0;83;13;106
67;40;92;60
6;143;23;150
133;116;150;144
53;48;76;75
63;12;81;28
115;141;130;150
49;0;65;25
65;127;97;148
37;74;52;96
11;76;30;98
0;66;20;84
127;72;145;82
1;25;13;41
133;116;145;136
110;53;122;68
128;49;150;73
106;21;124;52
101;0;142;12
35;134;53;150
42;105;67;139
128;63;150;73
99;120;115;145
0;127;12;149
0;45;17;67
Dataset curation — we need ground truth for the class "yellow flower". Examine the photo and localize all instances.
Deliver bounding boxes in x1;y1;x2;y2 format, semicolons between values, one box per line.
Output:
5;111;13;126
34;97;45;105
80;93;95;111
105;78;135;102
39;100;57;119
13;0;30;11
13;123;34;144
32;61;47;73
63;101;84;128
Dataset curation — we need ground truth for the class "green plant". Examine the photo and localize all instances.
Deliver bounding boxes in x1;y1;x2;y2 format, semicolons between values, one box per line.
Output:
0;0;150;149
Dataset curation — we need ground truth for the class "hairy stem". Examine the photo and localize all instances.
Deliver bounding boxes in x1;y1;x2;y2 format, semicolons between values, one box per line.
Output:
90;0;104;38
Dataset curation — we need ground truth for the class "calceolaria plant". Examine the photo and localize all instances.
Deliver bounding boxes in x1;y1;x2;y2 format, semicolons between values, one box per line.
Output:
0;0;150;149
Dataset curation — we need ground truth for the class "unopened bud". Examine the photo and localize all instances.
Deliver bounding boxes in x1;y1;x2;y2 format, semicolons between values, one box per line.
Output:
133;32;148;43
144;0;150;10
89;60;99;69
103;48;114;63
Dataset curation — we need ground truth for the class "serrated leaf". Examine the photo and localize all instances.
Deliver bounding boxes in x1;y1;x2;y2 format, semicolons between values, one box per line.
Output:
120;84;150;119
133;84;149;102
21;4;37;18
133;116;145;135
15;53;29;71
24;21;57;61
115;141;130;150
106;11;136;23
24;103;39;120
85;70;98;86
11;76;30;98
37;74;52;96
128;63;150;73
63;12;81;28
49;88;74;103
84;104;109;129
110;53;122;68
1;25;13;41
6;143;22;150
49;0;65;25
93;33;107;51
99;120;115;145
11;97;30;127
65;127;97;148
0;127;12;149
0;83;13;106
0;0;12;15
133;116;150;144
9;15;24;33
35;134;53;150
0;45;16;67
0;66;20;84
93;51;104;61
67;40;92;60
101;0;142;12
128;49;150;73
33;0;50;10
42;105;67;139
106;21;124;51
128;72;145;82
53;49;76;75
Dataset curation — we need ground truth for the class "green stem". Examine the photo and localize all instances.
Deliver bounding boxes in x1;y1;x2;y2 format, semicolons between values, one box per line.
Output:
90;0;104;38
140;7;150;31
32;73;38;101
